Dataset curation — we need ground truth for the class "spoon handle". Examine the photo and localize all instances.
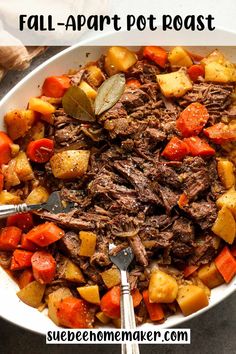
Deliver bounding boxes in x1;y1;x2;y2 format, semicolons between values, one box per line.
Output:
120;270;140;354
0;203;30;219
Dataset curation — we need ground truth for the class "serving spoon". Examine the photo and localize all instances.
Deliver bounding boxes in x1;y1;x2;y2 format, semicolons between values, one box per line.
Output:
0;191;73;219
109;243;140;354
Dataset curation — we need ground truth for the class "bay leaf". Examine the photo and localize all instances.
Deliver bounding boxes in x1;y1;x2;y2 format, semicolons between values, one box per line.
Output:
62;86;95;122
94;73;126;115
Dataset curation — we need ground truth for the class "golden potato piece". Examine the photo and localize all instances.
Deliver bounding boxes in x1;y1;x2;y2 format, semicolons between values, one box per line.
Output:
79;81;97;100
79;231;97;257
168;46;193;68
198;262;224;289
216;188;236;218
29;121;45;141
4;109;36;140
86;65;105;87
77;285;100;304
48;287;72;325
15;151;34;182
2;158;21;189
217;159;235;189
101;267;121;288
29;97;56;115
149;269;178;303
26;186;49;205
211;206;235;244
96;311;111;324
17;281;45;308
177;285;209;316
201;49;226;66
0;191;21;204
63;259;85;283
105;46;137;76
205;62;235;83
156;70;192;98
50;150;90;179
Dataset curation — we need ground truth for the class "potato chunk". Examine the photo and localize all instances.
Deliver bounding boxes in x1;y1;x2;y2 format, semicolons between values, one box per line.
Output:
96;311;111;324
29;121;45;141
101;267;121;288
177;285;209;316
201;49;226;66
168;46;193;68
50;150;90;179
216;188;236;218
211;206;235;244
148;269;178;303
198;262;224;289
86;65;105;87
105;46;137;76
29;97;56;115
2;158;21;189
26;186;49;205
17;281;45;308
77;285;100;304
79;81;97;100
156;69;192;98
4;109;36;140
15;151;34;181
0;191;21;204
79;231;97;257
63;259;85;283
205;62;235;83
201;50;236;83
217;159;235;189
48;287;72;325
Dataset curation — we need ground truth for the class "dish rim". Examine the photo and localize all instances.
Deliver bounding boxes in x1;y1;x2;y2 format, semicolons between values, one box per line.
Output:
0;32;236;335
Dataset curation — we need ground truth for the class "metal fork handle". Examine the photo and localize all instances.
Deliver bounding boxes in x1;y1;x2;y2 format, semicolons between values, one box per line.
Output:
0;203;39;219
120;270;140;354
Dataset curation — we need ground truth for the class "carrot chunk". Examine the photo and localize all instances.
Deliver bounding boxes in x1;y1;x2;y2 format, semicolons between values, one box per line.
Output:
7;213;33;232
187;64;205;81
31;251;56;284
215;246;236;283
0;226;22;251
100;286;121;319
131;288;143;308
183;265;198;278
178;193;189;209
142;290;164;321
184;136;215;156
42;76;71;98
126;79;141;88
25;222;64;247
57;296;93;328
18;269;34;289
143;46;168;68
162;137;189;161
10;249;33;271
176;103;209;137
20;234;38;251
26;138;54;163
204;123;236;145
0;131;13;165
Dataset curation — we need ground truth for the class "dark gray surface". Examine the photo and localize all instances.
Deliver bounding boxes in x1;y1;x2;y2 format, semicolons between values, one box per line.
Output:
0;47;235;354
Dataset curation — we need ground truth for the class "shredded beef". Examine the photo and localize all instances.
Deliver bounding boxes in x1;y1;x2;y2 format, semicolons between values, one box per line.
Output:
189;235;217;266
184;200;217;230
129;236;148;266
36;58;228;287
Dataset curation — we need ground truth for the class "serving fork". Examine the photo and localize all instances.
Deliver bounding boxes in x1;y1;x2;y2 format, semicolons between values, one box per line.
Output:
109;243;140;354
0;191;73;219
